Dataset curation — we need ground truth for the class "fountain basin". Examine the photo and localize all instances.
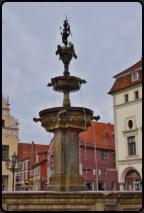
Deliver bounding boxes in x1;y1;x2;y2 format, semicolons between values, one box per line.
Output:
39;106;93;133
51;76;82;93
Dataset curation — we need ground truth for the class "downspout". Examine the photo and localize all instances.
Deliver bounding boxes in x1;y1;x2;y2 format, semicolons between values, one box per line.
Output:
108;150;110;191
93;121;98;191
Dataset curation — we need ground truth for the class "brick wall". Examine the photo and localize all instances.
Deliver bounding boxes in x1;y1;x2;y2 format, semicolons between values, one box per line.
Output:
79;146;119;190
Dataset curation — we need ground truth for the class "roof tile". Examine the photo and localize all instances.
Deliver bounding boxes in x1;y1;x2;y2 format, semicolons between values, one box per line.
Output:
79;121;115;149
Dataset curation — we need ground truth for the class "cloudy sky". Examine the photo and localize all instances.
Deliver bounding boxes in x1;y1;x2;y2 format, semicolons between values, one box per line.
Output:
2;2;142;145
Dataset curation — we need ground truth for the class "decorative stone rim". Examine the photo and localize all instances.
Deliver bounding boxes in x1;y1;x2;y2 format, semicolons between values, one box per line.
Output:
52;76;81;93
39;107;93;117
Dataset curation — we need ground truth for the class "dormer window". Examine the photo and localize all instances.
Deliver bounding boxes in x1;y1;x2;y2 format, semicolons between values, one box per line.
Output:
105;131;108;140
112;132;115;141
132;72;138;81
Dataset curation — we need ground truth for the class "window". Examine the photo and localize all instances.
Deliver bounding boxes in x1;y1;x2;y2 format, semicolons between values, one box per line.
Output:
38;167;40;175
128;136;136;155
132;72;138;81
99;169;101;175
22;162;24;170
101;151;106;160
2;120;5;127
125;94;128;102
25;161;28;169
22;173;24;180
51;155;54;163
128;120;133;129
105;131;108;140
112;132;115;141
2;145;9;161
25;172;28;180
104;170;107;176
112;182;115;190
93;168;96;175
135;91;139;100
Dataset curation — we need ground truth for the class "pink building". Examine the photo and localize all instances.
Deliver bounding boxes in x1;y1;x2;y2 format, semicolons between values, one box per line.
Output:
79;121;119;191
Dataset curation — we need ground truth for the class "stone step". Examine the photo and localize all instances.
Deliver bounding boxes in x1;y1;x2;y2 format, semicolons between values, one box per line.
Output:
12;208;90;211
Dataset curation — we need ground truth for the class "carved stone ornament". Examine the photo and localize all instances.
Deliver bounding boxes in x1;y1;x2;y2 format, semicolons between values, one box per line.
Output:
104;204;119;211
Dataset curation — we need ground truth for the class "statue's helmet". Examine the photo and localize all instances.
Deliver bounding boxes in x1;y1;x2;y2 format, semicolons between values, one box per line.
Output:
63;20;68;28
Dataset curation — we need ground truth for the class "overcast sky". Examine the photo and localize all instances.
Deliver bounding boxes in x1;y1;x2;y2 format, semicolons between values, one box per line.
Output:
2;2;142;145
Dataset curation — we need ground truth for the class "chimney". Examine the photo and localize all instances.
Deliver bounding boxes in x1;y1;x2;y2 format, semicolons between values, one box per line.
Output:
105;131;108;140
32;141;34;148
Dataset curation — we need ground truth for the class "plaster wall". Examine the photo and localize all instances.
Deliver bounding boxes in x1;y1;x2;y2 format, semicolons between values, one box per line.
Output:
115;84;142;105
116;104;142;160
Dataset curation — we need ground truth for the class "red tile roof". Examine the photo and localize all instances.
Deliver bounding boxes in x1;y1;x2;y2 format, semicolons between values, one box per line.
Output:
17;142;49;160
21;151;31;160
79;121;115;150
108;58;142;94
17;143;32;159
109;71;142;94
35;144;49;154
113;59;142;78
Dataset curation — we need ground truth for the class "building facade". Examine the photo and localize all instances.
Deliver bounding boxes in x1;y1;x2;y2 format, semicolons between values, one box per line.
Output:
108;58;142;191
17;141;49;191
2;95;19;191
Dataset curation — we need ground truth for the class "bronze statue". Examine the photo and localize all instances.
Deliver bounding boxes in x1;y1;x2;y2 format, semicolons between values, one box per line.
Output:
61;17;70;46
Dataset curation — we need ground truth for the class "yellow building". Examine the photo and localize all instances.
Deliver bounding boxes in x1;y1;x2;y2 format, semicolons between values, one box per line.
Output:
2;95;19;191
108;58;142;191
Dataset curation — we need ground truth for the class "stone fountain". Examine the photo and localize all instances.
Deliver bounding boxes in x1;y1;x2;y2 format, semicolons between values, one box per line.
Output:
33;16;100;191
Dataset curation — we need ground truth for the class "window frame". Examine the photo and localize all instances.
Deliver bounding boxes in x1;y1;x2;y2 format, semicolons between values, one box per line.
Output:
101;150;107;160
125;94;128;103
2;145;9;161
99;168;101;176
2;120;5;127
132;72;139;82
51;155;54;163
128;136;136;156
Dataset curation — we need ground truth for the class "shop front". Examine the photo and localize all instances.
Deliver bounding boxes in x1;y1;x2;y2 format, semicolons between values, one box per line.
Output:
125;170;141;191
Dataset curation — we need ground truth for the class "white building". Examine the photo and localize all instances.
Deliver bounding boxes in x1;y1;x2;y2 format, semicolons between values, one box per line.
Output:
108;58;142;191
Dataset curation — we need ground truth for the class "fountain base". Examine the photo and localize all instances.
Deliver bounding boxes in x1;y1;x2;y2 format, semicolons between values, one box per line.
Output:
46;173;87;191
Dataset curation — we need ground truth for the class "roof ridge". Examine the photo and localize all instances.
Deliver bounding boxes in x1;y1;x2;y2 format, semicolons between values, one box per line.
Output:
113;59;142;78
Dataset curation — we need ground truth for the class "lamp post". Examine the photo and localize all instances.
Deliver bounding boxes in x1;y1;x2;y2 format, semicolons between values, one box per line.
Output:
5;152;23;191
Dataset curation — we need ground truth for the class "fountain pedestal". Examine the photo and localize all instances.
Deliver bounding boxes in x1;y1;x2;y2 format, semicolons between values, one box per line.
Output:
46;129;86;191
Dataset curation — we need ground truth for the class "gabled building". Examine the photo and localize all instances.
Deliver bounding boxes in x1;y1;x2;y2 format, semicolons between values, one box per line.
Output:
108;58;142;191
17;141;49;191
79;121;118;191
2;95;19;191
